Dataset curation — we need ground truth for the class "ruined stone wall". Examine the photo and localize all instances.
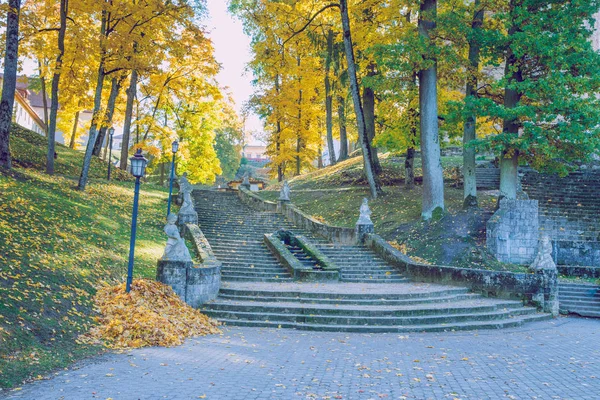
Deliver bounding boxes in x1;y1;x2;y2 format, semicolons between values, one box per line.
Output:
487;199;539;265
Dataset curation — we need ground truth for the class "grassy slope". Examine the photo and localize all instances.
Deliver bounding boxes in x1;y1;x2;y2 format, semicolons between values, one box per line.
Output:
0;126;167;388
258;153;524;272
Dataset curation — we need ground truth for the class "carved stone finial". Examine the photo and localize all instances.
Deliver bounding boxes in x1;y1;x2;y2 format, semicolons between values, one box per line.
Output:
530;236;556;272
242;173;250;186
357;198;373;225
279;181;291;201
162;213;192;262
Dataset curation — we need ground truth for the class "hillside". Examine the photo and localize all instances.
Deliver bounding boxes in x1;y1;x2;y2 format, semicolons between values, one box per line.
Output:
257;153;522;272
0;126;167;388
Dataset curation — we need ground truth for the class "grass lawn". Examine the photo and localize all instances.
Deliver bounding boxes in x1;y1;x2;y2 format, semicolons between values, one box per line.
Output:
0;126;168;388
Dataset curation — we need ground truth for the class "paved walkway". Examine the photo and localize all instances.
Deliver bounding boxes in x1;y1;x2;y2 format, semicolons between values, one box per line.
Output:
2;317;599;400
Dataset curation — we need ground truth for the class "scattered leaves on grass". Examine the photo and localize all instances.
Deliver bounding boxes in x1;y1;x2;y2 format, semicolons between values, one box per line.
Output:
80;279;220;349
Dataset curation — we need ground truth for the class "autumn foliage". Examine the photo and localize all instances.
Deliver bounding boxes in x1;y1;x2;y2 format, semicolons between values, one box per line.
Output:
81;280;221;349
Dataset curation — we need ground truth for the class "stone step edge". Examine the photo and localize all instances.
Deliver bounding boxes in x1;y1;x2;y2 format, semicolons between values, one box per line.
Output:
210;313;551;333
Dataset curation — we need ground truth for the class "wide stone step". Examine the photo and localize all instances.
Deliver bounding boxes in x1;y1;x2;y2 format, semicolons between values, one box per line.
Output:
559;292;600;300
216;254;280;263
559;307;600;318
203;297;524;315
207;313;550;333
216;293;481;306
202;299;526;317
342;277;411;283
559;299;600;308
218;285;470;300
221;269;289;278
202;309;526;326
221;276;294;282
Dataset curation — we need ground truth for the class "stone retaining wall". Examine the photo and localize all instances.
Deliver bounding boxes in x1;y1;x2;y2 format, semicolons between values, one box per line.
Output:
365;234;558;315
264;233;340;282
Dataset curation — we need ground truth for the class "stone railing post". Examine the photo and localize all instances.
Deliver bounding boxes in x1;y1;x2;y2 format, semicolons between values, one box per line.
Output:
355;198;374;243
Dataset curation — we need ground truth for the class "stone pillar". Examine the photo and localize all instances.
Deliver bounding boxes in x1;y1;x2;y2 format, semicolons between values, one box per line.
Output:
156;260;194;299
487;199;539;264
355;198;374;243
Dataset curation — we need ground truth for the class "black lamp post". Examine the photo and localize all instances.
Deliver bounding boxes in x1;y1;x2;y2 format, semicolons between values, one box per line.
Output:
126;148;148;293
107;127;115;181
166;139;179;216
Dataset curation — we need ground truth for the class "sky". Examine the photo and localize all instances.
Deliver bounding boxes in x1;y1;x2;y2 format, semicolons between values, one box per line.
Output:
205;0;263;145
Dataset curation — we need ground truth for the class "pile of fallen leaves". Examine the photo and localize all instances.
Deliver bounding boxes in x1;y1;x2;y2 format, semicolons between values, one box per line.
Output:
80;279;220;349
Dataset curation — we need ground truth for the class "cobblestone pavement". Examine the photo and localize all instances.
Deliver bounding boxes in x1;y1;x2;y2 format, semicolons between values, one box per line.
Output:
2;317;599;400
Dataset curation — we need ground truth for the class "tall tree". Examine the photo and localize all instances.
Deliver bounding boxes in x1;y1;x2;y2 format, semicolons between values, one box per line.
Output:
46;0;69;175
325;29;336;166
0;0;21;170
339;0;382;198
418;0;444;219
462;0;483;208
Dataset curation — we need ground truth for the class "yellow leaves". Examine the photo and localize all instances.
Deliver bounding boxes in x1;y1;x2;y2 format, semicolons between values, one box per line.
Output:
79;279;221;349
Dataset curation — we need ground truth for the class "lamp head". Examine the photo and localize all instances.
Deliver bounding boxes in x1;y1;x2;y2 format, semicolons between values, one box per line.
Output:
130;148;148;178
172;140;179;154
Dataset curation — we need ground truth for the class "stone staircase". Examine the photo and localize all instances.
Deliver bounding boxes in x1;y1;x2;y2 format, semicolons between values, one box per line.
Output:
194;191;406;283
521;170;600;266
202;282;549;332
475;167;500;190
194;190;550;332
559;282;600;318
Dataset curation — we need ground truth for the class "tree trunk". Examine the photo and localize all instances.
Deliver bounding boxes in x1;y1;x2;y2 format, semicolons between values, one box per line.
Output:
463;0;483;208
93;76;122;157
69;110;79;149
78;10;107;191
363;63;382;174
405;147;415;188
325;30;336;166
38;62;48;135
120;52;138;170
339;0;382;198
275;74;284;182
296;56;302;176
46;0;67;175
159;162;165;186
406;73;417;188
499;150;519;200
337;95;348;161
419;0;445;219
499;0;523;201
318;144;324;168
0;0;20;170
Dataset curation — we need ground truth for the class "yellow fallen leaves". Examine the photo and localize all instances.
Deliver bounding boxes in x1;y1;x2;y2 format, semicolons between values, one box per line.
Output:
80;279;221;349
388;240;431;265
